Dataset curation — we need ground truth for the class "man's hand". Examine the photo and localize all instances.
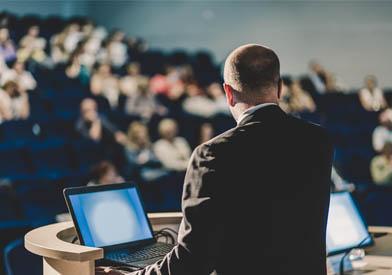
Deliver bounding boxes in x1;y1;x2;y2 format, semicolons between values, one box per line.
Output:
95;266;131;275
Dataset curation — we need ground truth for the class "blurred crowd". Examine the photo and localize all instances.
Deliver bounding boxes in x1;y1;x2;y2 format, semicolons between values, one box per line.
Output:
1;12;392;192
0;12;231;191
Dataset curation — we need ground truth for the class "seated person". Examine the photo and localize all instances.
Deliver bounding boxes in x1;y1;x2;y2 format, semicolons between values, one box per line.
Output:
90;63;120;108
0;27;16;62
199;122;215;145
371;142;392;186
97;30;128;68
373;108;392;152
17;25;47;64
123;79;167;122
75;98;126;144
301;61;327;95
65;53;90;86
206;82;230;115
87;161;124;186
0;81;29;123
182;83;224;118
120;62;149;96
280;77;316;114
359;75;386;112
123;121;168;181
154;118;191;171
1;59;37;92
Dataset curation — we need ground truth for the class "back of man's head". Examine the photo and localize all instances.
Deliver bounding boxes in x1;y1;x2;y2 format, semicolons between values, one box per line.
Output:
223;44;280;102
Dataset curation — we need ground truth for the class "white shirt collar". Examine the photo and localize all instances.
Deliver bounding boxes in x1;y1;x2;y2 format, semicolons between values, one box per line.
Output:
237;103;277;125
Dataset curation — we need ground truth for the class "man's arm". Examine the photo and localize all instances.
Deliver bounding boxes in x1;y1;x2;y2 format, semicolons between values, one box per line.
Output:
129;143;219;275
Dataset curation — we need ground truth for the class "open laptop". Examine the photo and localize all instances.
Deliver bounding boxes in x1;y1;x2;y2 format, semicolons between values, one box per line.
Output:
326;191;375;273
64;182;174;268
326;191;373;256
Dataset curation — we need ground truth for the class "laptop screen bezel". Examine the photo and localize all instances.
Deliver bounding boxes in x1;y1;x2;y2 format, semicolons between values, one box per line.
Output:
64;182;156;250
327;191;374;256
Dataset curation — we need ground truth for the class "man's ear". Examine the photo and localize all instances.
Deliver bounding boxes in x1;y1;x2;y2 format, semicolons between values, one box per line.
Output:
277;78;283;100
223;83;235;107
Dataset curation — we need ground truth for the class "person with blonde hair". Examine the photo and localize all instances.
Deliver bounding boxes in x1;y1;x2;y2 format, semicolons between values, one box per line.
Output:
124;121;168;181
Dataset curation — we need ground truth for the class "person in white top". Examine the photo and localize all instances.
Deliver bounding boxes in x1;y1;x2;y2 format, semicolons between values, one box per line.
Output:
359;75;386;112
1;60;36;92
98;30;128;68
373;108;392;152
153;118;191;171
182;82;230;118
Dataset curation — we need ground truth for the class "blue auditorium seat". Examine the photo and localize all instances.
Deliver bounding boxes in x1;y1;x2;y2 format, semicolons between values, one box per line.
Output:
0;143;31;180
71;138;105;173
28;92;51;121
17;180;65;226
28;139;75;179
0;222;33;275
37;118;78;140
3;238;42;275
0;120;37;144
50;95;86;120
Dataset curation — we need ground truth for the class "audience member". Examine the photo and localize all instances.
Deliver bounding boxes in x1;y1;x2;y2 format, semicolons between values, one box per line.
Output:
65;53;90;85
301;61;327;95
75;98;126;144
0;81;29;123
1;59;37;91
0;27;16;62
17;25;47;63
325;72;346;93
87;161;124;186
182;82;229;118
124;121;168;181
207;82;230;115
123;78;167;121
373;109;392;152
281;77;316;114
78;36;101;69
90;63;120;108
154;118;191;171
359;75;386;112
97;30;128;68
199;122;215;144
371;142;392;186
120;62;148;96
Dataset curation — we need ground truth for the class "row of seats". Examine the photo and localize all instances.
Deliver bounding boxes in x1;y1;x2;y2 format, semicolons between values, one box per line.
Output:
0;137;104;180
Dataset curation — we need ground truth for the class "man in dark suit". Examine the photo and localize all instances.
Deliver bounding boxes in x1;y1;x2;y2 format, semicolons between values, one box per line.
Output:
97;44;334;275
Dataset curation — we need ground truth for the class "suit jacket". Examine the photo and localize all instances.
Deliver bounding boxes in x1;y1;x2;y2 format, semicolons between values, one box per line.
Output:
130;105;334;275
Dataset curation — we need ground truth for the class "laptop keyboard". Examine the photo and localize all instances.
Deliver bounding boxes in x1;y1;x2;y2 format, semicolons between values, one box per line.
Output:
106;243;173;263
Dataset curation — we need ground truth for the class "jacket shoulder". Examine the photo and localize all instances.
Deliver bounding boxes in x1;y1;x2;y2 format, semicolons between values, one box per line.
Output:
287;115;333;148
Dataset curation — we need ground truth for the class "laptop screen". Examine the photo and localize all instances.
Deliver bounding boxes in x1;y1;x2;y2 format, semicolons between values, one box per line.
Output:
68;186;153;247
326;192;372;255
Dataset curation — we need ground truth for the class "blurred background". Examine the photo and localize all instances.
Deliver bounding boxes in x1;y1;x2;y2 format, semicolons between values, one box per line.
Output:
0;0;392;274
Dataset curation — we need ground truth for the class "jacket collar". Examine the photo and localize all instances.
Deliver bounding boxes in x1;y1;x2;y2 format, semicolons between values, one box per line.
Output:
236;104;286;127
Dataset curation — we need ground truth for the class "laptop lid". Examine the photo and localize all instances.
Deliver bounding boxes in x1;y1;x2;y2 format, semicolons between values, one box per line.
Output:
326;191;373;256
64;182;155;250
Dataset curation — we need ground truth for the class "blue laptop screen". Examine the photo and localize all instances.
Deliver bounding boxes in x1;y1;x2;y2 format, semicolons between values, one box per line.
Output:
69;187;153;247
326;192;372;255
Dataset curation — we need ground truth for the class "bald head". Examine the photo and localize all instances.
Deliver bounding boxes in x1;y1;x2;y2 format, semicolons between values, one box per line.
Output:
224;44;280;97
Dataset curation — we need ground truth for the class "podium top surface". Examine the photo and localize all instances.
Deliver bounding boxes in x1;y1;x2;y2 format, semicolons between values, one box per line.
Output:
25;221;104;262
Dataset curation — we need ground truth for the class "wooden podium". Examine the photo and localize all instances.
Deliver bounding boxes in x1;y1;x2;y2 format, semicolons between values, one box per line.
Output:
24;213;182;275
